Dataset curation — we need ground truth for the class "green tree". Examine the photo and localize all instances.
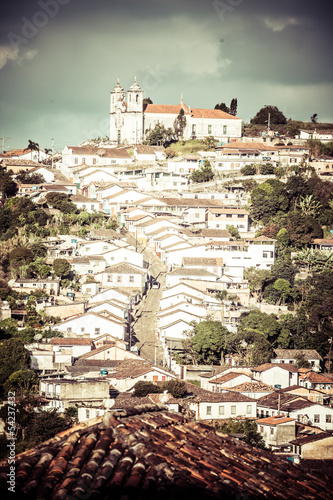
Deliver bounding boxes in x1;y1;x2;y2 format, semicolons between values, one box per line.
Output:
132;381;162;397
143;97;153;105
189;160;214;183
145;123;175;146
226;225;240;240
53;258;71;278
238;310;280;342
272;278;292;305
0;338;30;396
240;165;256;176
25;140;40;161
244;268;271;302
191;320;229;364
174;108;187;139
259;163;275;175
161;379;186;398
284;212;323;249
250;179;289;223
250;105;287;125
229;98;238;116
4;369;38;394
214;102;229;113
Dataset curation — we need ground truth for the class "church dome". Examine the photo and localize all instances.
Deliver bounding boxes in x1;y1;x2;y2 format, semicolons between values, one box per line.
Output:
113;78;124;92
129;77;141;91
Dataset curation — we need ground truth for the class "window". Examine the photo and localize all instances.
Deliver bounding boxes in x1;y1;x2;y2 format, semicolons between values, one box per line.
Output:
86;409;90;419
208;125;212;135
117;275;122;283
231;405;236;415
270;428;274;435
223;125;227;134
237;214;244;218
206;406;212;416
219;406;224;416
129;276;134;283
86;288;91;293
107;275;113;282
82;158;86;164
226;214;232;218
246;405;252;415
260;426;263;433
314;414;320;423
95;411;100;417
67;327;72;333
192;124;196;134
326;415;332;423
153;376;158;381
195;213;200;218
95;328;100;335
93;158;97;165
75;158;78;165
81;327;85;333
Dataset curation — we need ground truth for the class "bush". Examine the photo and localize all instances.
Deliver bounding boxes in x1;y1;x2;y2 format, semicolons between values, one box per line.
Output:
240;165;256;176
132;381;162;397
161;379;186;398
259;163;275;175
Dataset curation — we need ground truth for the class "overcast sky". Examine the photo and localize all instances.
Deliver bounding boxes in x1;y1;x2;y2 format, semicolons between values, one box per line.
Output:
1;0;332;152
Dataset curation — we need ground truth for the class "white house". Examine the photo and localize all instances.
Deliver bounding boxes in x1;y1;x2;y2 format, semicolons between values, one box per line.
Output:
95;262;148;293
271;349;322;372
53;312;127;340
252;363;298;389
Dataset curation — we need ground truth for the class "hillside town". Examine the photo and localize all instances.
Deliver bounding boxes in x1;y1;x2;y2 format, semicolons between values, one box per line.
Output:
1;79;333;498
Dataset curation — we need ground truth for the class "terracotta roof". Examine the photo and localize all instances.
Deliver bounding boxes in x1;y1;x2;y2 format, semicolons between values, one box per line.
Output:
273;349;322;361
159;197;225;207
167;267;217;277
183;257;222;266
144;104;240;120
228;381;275;393
256;416;295;426
290;432;333;446
206;207;249;214
257;392;314;412
253;363;298;373
299;372;332;383
135;145;165;154
1;406;331;499
70;194;99;203
103;262;146;274
218;141;279;150
50;338;92;345
102;360;173;380
209;372;248;384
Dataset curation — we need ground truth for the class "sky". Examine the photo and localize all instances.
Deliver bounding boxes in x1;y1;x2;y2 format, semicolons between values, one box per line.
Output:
0;0;332;152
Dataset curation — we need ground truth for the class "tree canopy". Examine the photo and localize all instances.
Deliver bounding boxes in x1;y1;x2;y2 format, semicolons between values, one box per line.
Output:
250;105;287;125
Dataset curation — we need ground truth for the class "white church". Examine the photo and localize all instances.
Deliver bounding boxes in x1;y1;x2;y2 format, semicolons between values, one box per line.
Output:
110;78;242;145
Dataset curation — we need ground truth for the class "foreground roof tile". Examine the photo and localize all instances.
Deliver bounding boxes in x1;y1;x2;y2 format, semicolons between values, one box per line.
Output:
0;406;332;499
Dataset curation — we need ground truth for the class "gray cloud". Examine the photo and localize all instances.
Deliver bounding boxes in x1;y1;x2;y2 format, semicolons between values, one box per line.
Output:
0;0;332;149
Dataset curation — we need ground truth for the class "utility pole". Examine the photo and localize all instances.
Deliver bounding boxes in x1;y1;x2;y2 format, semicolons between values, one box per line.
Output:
0;137;11;154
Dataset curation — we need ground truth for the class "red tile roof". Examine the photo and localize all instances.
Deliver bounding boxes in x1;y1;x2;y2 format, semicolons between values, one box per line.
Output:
50;338;92;345
2;406;332;499
256;415;295;426
144;104;241;120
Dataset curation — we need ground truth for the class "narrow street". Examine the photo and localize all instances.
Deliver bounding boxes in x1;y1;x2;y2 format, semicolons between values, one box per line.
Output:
131;245;166;365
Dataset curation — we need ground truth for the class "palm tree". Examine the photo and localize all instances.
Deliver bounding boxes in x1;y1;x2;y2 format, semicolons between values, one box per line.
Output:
25;140;40;162
297;194;322;217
